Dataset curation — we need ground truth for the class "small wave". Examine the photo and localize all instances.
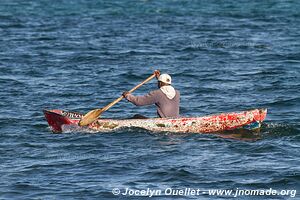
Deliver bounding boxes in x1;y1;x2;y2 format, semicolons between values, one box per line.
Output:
141;167;197;183
261;123;300;138
117;50;160;56
35;36;57;41
263;97;300;107
68;55;100;63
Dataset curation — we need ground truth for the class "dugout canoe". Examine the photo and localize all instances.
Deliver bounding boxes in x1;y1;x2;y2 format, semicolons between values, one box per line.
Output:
43;108;267;133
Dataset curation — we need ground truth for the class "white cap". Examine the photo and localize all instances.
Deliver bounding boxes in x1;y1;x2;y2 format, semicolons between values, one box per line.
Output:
158;74;172;84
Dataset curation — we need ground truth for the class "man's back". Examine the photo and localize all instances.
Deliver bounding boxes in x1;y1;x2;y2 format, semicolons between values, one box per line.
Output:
152;89;180;118
125;89;180;118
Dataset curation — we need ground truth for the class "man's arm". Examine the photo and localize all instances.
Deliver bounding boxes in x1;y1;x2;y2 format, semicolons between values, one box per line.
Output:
123;91;158;106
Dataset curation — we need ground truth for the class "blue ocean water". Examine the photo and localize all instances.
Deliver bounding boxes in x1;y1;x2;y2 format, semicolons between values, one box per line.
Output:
0;0;299;199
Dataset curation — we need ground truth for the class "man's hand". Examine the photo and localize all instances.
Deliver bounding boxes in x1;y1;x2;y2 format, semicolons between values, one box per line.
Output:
122;91;130;98
154;70;160;79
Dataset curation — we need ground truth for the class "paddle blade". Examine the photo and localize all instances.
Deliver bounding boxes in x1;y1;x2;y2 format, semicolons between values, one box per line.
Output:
78;108;103;126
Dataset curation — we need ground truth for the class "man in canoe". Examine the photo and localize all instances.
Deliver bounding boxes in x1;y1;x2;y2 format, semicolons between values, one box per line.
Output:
122;71;180;118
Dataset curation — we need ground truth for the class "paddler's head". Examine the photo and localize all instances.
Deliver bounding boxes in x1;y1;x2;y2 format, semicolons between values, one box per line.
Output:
157;74;172;88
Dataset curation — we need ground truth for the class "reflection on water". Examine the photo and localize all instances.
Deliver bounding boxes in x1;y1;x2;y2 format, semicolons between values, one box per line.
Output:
60;122;297;142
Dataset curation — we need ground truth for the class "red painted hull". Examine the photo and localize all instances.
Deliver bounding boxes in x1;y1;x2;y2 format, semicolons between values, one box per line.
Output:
44;109;267;133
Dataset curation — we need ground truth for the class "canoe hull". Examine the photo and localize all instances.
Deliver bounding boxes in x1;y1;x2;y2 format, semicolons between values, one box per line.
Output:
44;109;267;134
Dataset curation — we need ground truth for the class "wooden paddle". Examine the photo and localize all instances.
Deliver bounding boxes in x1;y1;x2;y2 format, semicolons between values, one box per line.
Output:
78;71;158;126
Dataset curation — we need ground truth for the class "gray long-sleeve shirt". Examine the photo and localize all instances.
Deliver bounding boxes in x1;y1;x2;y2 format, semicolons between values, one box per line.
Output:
125;89;180;118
